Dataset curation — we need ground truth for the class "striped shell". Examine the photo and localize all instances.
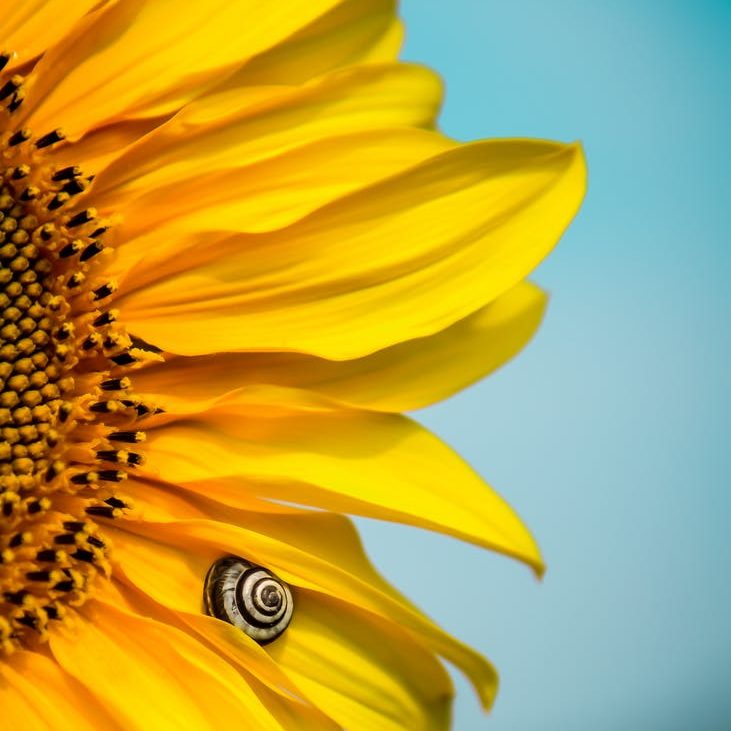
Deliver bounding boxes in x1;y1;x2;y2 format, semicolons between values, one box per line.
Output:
203;556;294;644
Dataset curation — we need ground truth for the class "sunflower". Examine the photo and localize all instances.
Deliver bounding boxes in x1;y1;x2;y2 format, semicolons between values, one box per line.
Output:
0;2;585;729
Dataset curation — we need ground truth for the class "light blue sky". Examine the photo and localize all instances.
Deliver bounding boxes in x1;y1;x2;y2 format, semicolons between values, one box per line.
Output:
357;1;730;729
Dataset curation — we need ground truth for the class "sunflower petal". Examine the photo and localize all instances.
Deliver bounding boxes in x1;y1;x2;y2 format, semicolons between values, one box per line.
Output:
109;523;452;730
99;129;454;245
220;0;401;86
111;506;499;710
22;0;344;138
47;116;170;175
269;593;452;731
105;523;311;703
90;63;444;209
107;576;343;731
116;139;585;359
358;16;404;64
247;682;345;731
140;385;542;573
49;601;288;730
0;1;99;66
133;281;546;413
0;649;121;731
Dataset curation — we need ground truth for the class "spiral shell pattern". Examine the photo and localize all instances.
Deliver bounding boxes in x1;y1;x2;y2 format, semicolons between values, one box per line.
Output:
203;556;293;644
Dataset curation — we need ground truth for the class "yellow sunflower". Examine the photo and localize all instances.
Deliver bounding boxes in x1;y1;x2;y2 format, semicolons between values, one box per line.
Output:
0;1;586;729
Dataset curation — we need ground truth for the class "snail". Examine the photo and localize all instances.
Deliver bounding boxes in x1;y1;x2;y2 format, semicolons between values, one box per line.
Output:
203;556;294;644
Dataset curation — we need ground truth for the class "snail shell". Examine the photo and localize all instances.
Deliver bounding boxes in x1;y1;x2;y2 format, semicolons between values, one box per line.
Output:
203;556;294;644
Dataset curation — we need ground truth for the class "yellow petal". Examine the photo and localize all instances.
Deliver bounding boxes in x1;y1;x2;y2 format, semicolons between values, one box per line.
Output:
106;522;315;705
141;386;543;573
100;129;454;246
357;16;404;65
48;116;170;176
107;572;343;731
220;0;401;87
22;0;343;138
50;600;287;730
247;682;345;731
110;521;452;730
91;63;444;210
133;281;546;413
268;593;453;731
112;506;499;710
0;1;99;66
116;139;585;359
0;649;121;731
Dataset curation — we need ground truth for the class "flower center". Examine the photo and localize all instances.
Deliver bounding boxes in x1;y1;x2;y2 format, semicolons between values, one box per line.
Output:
0;56;156;654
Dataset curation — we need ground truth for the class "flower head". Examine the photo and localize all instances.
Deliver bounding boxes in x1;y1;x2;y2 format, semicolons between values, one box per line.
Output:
0;1;585;728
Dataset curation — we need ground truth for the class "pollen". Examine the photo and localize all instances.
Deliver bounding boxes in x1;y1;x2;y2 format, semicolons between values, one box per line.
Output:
0;61;158;654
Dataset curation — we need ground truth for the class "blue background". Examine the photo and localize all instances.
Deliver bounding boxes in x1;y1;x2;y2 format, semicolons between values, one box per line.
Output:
358;1;731;729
